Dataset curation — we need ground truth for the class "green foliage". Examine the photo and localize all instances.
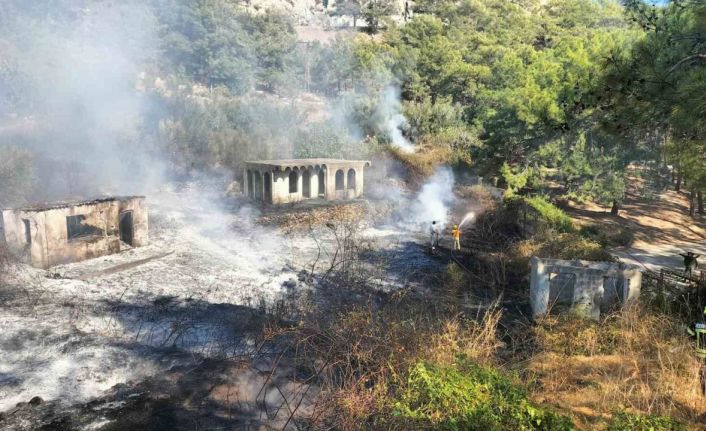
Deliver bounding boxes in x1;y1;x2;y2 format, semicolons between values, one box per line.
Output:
361;0;397;34
293;121;367;159
393;360;574;430
606;411;686;431
501;162;532;193
579;223;633;247
156;1;299;93
526;196;574;232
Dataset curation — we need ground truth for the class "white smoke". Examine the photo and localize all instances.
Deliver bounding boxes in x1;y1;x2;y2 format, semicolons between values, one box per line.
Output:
376;86;415;153
409;166;455;229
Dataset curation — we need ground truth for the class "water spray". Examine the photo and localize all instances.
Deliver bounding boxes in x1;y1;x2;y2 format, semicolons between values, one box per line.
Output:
459;211;475;228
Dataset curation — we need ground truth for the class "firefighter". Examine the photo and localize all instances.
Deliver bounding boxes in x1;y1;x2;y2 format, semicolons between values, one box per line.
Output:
430;221;440;254
452;224;461;251
680;251;700;277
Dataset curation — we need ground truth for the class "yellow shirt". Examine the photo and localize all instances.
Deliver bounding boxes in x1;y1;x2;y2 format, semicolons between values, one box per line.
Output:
452;227;460;239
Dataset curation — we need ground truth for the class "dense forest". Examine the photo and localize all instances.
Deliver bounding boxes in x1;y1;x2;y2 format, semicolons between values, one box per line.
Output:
1;0;704;213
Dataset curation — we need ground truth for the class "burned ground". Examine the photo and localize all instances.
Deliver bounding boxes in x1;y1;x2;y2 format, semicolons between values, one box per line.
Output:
0;185;451;430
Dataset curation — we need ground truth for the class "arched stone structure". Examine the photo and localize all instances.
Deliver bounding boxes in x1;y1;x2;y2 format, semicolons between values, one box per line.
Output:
243;159;371;204
302;170;311;198
288;170;298;193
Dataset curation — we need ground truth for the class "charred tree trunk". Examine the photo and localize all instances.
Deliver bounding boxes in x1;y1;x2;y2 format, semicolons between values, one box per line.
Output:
611;200;620;216
689;188;697;217
699;191;704;215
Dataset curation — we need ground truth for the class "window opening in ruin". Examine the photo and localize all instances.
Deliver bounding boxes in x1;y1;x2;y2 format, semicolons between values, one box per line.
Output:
22;219;31;245
66;214;102;240
318;170;325;196
119;211;134;246
289;171;298;193
302;170;311;198
347;169;356;189
335;169;344;191
264;173;272;203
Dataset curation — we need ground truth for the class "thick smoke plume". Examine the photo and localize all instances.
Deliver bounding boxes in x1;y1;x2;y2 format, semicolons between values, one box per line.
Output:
375;86;415;153
0;2;164;201
410;166;455;228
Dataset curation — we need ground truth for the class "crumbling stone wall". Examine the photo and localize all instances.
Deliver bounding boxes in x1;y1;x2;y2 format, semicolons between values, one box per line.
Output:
530;257;642;320
1;196;148;268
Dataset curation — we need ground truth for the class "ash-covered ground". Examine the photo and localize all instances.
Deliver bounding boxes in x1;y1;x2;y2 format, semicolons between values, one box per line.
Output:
0;184;448;430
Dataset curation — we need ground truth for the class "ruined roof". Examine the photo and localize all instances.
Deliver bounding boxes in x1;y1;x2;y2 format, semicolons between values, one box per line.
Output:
245;159;371;171
5;196;145;212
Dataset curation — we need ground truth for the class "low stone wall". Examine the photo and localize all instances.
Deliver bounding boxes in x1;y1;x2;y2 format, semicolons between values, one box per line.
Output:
530;257;642;320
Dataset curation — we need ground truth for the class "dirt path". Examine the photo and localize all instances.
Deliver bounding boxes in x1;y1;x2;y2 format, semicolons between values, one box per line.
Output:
566;179;706;272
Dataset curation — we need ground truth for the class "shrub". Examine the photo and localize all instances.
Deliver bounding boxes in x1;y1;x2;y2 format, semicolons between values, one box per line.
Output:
525;196;574;233
578;223;634;248
393;360;574;431
606;411;686;431
536;232;613;261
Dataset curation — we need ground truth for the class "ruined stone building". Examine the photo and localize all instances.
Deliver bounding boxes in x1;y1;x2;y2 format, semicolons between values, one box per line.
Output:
243;159;371;204
530;257;642;320
0;196;148;268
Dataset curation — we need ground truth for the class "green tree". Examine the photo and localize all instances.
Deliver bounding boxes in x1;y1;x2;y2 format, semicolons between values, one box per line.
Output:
361;0;397;33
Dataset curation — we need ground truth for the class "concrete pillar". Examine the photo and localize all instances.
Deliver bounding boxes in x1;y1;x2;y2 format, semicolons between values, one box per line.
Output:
623;270;642;302
310;169;319;198
325;167;336;200
243;169;248;198
530;256;550;318
272;171;287;204
297;169;303;200
355;167;365;198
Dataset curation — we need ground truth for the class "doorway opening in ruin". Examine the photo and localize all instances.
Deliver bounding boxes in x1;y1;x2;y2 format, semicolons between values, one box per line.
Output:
264;173;272;203
347;169;356;189
119;211;134;246
302;170;311;198
254;172;262;200
302;169;311;198
318;170;325;197
335;169;344;191
22;219;31;245
289;171;298;193
548;272;576;313
247;170;254;198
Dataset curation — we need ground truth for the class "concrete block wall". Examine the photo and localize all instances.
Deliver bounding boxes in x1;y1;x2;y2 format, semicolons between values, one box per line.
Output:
530;257;642;320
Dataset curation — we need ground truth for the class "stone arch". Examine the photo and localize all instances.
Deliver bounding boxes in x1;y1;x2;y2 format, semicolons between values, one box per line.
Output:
347;168;356;189
253;171;263;200
302;169;311;198
335;169;344;191
264;172;272;203
289;170;298;193
247;170;254;198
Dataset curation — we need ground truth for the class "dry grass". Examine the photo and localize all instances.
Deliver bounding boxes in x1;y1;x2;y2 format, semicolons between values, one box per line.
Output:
278;281;504;430
388;143;452;185
526;303;706;429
